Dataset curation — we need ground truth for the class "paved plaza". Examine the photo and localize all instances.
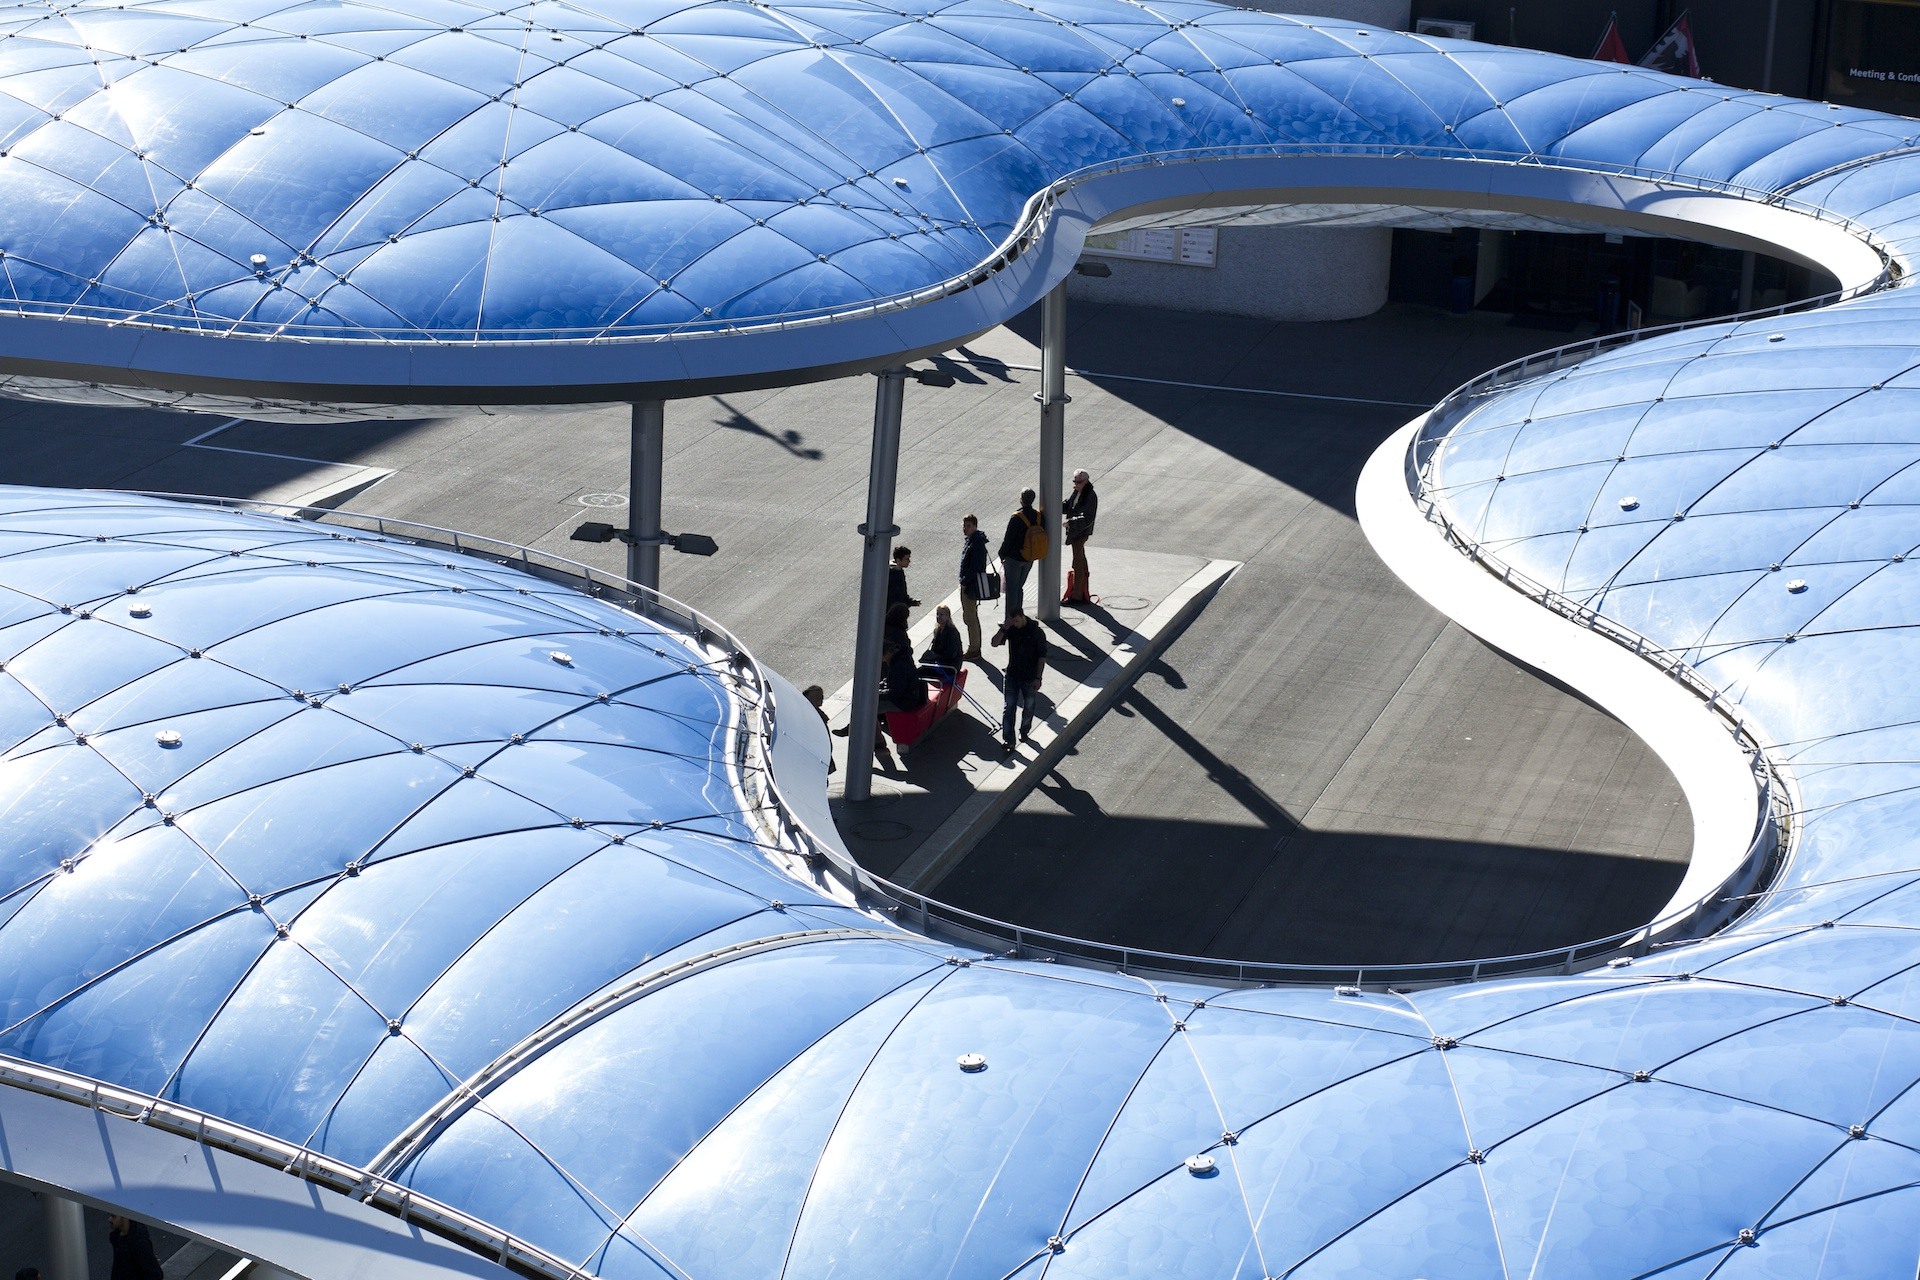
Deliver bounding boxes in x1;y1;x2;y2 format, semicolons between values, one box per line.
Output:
0;301;1688;965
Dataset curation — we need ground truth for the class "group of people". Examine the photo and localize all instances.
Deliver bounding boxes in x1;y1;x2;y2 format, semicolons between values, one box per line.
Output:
856;470;1098;758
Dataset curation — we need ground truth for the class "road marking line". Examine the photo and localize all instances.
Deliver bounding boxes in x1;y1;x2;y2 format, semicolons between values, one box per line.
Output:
951;358;1432;408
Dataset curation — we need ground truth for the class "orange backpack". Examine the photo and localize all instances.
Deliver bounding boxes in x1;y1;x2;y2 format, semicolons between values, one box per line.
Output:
1019;510;1049;562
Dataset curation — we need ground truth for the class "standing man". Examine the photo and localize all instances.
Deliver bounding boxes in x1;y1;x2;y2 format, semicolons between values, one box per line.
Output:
998;487;1044;619
105;1217;163;1280
887;545;920;614
992;607;1047;756
1062;467;1098;604
958;513;989;660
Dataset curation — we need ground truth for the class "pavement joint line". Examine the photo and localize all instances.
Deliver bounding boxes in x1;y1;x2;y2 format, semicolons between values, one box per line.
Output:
948;357;1433;409
180;416;247;447
887;556;1241;892
174;413;397;510
187;442;374;470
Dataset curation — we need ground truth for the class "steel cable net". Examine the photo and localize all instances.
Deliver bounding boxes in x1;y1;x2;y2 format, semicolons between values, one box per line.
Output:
0;0;1912;344
0;482;1916;1279
3;4;1920;1277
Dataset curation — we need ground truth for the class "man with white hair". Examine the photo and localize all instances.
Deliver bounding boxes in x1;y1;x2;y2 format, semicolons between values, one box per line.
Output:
1062;467;1099;604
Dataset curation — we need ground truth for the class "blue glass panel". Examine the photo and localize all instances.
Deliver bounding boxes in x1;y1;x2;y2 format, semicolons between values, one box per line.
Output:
1286;1162;1504;1280
168;933;389;1141
1741;1178;1920;1278
1044;1155;1263;1280
0;619;186;716
195;110;404;249
306;1031;456;1163
782;965;1170;1278
176;752;463;892
444;938;939;1242
620;969;946;1279
1477;1086;1839;1279
0;743;146;898
540;197;742;282
0;820;244;1028
299;827;606;1016
477;217;656;331
397;1108;623;1264
1235;1050;1469;1269
400;861;773;1079
298;62;487;153
0;907;271;1094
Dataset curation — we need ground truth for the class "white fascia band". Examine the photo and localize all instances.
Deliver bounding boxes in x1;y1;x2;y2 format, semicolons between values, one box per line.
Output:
1357;416;1769;926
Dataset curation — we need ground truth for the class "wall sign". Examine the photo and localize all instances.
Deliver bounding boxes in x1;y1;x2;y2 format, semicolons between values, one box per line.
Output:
1825;0;1920;109
1084;227;1218;267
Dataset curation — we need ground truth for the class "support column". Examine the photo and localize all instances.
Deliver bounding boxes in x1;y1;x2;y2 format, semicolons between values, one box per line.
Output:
1036;282;1068;621
1737;252;1756;312
845;368;907;803
41;1192;87;1280
628;400;665;592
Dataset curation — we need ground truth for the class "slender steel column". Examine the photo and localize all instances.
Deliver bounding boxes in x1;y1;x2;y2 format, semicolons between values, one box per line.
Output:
845;368;907;803
628;400;665;592
41;1192;87;1280
1036;282;1068;621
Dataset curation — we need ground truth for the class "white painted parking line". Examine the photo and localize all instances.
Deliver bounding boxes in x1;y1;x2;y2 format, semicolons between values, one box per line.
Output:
951;358;1433;408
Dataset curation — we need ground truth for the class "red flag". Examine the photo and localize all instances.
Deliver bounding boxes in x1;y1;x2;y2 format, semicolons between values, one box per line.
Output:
1639;11;1701;78
1593;14;1630;63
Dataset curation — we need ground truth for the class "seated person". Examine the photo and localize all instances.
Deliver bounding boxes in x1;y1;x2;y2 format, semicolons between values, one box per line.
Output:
879;639;929;713
919;604;964;681
885;602;912;661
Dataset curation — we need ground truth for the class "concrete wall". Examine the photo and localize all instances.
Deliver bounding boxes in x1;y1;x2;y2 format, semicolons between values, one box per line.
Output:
1067;224;1394;321
1068;0;1409;322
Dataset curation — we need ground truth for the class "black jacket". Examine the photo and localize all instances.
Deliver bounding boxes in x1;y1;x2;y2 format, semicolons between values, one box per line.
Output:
109;1223;164;1280
921;622;963;670
887;564;916;608
999;506;1039;561
959;529;989;584
1063;483;1098;543
1003;620;1048;684
882;645;929;710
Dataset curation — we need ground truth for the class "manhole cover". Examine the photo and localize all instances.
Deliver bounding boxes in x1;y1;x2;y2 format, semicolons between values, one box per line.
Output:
1098;594;1150;611
577;492;628;508
852;819;912;841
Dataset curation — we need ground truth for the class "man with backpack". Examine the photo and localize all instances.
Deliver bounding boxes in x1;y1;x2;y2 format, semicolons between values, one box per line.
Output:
997;487;1047;619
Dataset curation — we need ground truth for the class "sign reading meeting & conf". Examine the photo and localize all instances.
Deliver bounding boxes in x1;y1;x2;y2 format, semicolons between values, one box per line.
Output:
5;1;1920;1278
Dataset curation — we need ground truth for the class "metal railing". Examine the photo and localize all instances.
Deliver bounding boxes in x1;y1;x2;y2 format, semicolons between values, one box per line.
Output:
16;140;1904;346
0;486;1793;1274
0;1053;591;1280
1389;290;1824;991
136;491;1780;990
1408;280;1897;483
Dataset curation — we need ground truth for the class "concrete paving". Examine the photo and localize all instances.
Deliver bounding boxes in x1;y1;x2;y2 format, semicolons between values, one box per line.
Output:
820;549;1234;884
0;301;1690;966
